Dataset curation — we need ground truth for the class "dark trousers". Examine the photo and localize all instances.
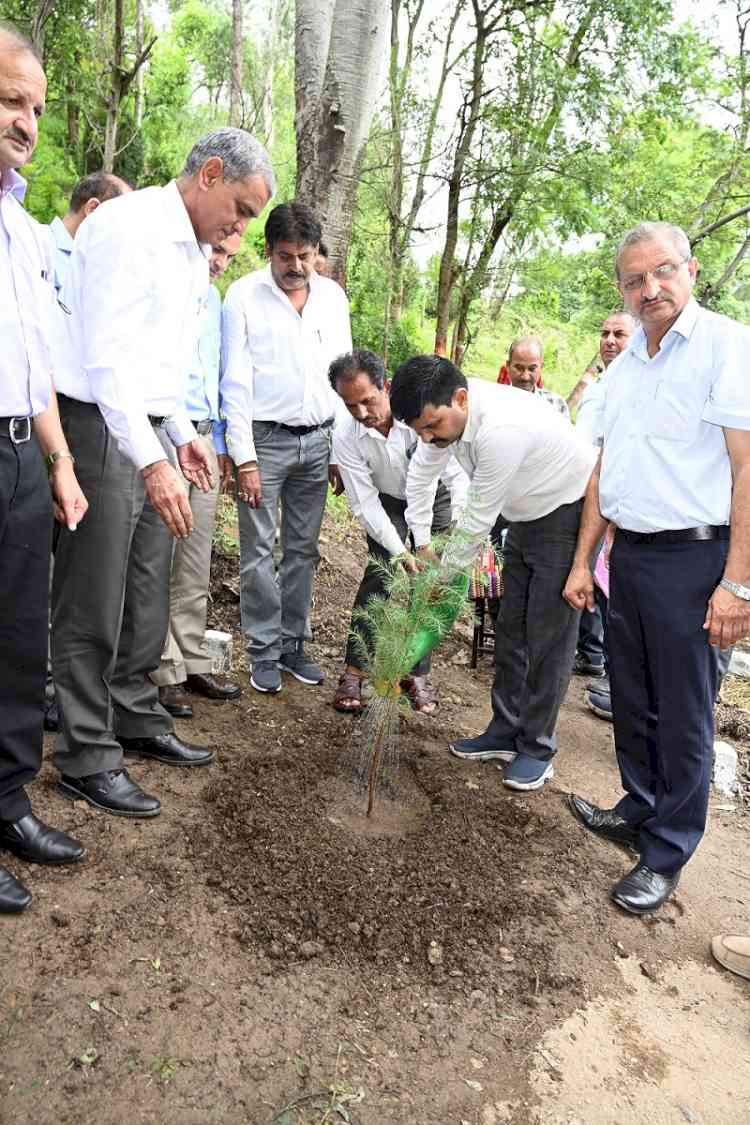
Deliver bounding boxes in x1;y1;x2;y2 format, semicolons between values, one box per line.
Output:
52;398;174;779
0;434;53;821
486;499;583;760
577;603;605;668
609;534;727;875
345;487;451;673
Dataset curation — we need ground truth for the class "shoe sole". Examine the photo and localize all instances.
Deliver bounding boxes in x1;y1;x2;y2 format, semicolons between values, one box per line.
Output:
501;765;554;791
449;744;516;762
279;664;324;686
586;698;613;721
56;781;161;818
122;749;216;767
250;674;282;694
567;793;639;853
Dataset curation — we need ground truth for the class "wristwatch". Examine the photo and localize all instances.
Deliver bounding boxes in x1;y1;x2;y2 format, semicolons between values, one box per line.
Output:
46;450;75;470
720;578;750;602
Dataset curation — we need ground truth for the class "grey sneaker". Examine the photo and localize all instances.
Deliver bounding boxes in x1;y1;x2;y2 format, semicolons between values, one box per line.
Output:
250;660;282;694
279;643;324;685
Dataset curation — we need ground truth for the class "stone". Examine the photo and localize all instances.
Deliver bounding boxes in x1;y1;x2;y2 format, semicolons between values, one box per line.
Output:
203;630;233;675
299;940;324;960
427;941;443;966
729;649;750;679
713;740;738;797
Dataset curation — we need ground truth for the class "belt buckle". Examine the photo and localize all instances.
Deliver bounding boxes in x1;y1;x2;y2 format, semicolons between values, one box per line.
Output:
9;417;31;444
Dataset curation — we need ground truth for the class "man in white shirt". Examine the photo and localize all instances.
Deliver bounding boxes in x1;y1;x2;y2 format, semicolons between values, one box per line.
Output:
565;221;750;914
330;349;469;714
389;356;597;792
52;127;274;819
221;201;352;695
48;170;131;292
0;21;89;912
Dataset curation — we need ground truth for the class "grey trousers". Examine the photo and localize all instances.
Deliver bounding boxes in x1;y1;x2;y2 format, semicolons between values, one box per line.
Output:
487;499;583;762
152;435;220;686
238;421;330;662
52;397;174;778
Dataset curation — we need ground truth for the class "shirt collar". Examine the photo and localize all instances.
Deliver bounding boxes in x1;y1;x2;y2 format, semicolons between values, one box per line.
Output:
0;167;27;201
355;414;408;442
630;297;701;362
50;214;74;253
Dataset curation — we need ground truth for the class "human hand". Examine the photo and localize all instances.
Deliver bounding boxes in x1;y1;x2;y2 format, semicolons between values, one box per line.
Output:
563;563;595;612
50;460;88;531
398;552;420;575
328;463;344;496
237;462;262;507
704;584;750;650
416;545;439;568
217;454;234;493
177;438;214;492
142;459;193;538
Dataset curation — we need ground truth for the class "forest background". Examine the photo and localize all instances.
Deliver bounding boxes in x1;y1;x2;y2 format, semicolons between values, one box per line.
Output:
4;0;750;398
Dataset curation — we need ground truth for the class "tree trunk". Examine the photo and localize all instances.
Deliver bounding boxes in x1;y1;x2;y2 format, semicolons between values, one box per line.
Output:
229;0;244;127
134;0;145;129
103;0;125;172
295;0;390;284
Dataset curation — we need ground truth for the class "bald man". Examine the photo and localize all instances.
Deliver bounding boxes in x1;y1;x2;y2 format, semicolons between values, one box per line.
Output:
505;337;570;419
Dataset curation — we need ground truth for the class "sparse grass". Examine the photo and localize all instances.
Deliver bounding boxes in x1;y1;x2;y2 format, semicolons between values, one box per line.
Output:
212;495;240;557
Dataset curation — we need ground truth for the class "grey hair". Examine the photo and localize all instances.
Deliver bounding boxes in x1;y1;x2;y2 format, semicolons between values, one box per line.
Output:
508;335;544;364
0;19;42;60
182;127;275;196
615;222;692;278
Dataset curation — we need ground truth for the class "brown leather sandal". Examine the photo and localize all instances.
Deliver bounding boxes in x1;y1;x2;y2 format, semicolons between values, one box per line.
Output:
401;674;439;714
333;671;364;713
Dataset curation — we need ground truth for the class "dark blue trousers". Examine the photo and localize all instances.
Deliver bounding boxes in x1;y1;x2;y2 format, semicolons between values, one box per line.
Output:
608;534;727;876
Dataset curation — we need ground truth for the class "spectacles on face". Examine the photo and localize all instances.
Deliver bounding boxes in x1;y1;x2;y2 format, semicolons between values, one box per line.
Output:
620;258;689;293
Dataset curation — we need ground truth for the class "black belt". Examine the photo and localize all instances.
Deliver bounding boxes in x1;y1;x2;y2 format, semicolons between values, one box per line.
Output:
617;525;729;545
148;414;169;428
0;416;32;443
192;419;214;435
258;418;334;437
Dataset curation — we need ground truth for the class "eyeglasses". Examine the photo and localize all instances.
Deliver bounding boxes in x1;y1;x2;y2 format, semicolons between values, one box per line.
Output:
620;259;689;293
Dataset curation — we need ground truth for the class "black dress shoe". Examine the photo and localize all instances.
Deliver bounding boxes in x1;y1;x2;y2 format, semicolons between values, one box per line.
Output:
568;793;639;851
57;769;161;818
0;865;32;913
0;813;85;865
158;684;194;719
185;673;241;701
612;862;680;914
118;732;215;767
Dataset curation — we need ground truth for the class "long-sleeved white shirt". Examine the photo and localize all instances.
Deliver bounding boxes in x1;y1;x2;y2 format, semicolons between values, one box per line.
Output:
56;180;208;469
405;378;598;571
220;265;353;465
333;413;469;556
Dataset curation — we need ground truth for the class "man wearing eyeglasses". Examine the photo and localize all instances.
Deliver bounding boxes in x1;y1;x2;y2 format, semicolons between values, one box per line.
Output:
564;221;750;915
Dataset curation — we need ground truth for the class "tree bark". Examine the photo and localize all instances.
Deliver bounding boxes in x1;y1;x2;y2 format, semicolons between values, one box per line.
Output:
103;0;125;172
229;0;244;127
134;0;145;129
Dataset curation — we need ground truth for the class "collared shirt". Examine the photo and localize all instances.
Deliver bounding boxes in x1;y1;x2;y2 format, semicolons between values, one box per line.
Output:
220;265;353;465
0;168;54;417
599;299;750;532
56;180;209;469
575;375;607;446
537;387;570;419
186;285;227;454
405;378;597;571
333;413;470;556
47;214;74;292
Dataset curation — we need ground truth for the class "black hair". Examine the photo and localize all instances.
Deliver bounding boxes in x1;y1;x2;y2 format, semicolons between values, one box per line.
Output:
389;355;468;425
264;201;321;251
328;349;386;392
69;171;129;214
318;240;328;258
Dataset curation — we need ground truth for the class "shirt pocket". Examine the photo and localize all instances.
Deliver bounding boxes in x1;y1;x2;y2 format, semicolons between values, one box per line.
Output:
646;372;704;442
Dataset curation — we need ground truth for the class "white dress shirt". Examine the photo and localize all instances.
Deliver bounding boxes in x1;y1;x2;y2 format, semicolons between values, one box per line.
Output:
333;413;470;556
575;375;607;446
599;299;750;532
56;180;208;469
406;378;597;571
0;169;55;417
220;265;353;465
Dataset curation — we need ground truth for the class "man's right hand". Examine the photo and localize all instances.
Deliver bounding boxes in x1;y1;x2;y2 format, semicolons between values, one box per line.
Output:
563;562;595;612
237;461;262;507
142;459;193;539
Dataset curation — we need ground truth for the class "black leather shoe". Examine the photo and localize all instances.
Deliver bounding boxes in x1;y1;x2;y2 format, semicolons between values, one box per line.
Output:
612;862;680;914
119;732;215;767
0;865;32;913
568;793;639;851
185;673;241;701
0;813;85;865
57;769;161;818
158;684;194;718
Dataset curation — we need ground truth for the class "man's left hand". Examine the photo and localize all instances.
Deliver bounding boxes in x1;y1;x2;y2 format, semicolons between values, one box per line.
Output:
328;463;344;496
50;460;88;530
704;584;750;650
177;439;214;492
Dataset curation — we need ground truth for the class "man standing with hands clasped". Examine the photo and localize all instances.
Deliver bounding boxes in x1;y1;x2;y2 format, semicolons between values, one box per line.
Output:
0;22;88;912
564;221;750;914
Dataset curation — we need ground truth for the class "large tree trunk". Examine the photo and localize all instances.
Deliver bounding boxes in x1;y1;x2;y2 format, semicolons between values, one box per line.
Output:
295;0;390;285
134;0;145;129
103;0;125;172
229;0;244;127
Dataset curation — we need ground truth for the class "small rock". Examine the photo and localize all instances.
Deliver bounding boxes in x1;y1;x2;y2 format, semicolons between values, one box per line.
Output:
729;650;750;678
640;960;661;982
300;940;324;960
713;741;738;796
269;941;283;959
678;1107;700;1123
469;989;487;1006
615;941;628;958
50;910;70;928
498;947;514;963
427;940;443;966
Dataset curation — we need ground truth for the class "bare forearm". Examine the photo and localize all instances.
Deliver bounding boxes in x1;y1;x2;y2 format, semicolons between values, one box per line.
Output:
725;461;750;584
32;387;69;457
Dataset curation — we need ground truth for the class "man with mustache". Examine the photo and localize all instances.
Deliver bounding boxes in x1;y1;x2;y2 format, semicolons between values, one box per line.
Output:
565;221;750;914
221;202;352;695
0;21;88;912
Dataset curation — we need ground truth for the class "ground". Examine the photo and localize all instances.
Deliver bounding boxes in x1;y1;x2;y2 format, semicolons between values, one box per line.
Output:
1;510;749;1125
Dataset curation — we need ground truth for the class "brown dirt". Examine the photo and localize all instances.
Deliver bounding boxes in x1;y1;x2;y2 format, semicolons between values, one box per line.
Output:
1;509;749;1124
